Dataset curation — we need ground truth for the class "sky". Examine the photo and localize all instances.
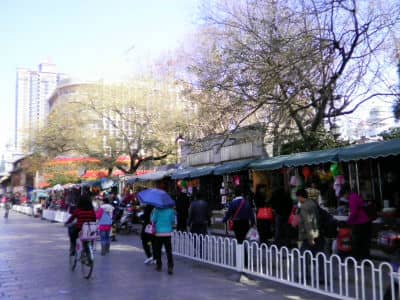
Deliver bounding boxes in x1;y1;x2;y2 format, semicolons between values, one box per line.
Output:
0;0;398;156
0;0;199;151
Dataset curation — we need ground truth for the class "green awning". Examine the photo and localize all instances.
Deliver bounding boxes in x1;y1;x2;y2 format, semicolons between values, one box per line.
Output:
284;148;339;167
135;170;175;182
339;139;400;162
171;168;194;180
250;155;290;171
213;159;255;175
189;165;215;178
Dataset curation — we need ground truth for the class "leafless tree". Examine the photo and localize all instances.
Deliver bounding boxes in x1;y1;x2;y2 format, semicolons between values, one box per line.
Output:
186;0;400;152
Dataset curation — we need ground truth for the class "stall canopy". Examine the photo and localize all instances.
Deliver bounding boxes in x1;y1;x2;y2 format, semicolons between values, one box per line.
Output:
171;166;215;180
188;165;216;178
135;170;175;182
284;148;339;167
80;180;102;188
250;138;400;171
213;159;255;175
250;155;290;171
338;138;400;162
171;168;195;180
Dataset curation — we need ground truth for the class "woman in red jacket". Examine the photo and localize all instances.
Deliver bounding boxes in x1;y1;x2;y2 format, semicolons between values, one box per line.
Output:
65;194;96;255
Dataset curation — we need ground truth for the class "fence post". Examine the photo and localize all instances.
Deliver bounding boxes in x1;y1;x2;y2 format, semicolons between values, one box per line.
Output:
236;243;244;272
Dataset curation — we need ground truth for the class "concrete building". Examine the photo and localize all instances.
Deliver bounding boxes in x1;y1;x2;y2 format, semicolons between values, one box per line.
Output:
14;62;67;154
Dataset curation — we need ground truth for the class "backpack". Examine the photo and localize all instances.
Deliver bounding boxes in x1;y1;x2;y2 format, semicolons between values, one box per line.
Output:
99;209;113;226
364;201;378;221
318;206;338;238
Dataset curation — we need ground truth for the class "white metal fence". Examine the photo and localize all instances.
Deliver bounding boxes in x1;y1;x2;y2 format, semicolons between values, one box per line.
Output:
172;232;400;300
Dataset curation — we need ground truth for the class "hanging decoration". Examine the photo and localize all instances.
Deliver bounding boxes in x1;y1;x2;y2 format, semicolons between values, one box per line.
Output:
330;163;339;177
302;167;312;181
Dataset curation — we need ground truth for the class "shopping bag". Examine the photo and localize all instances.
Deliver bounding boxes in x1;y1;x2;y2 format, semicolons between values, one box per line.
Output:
145;223;155;235
257;207;274;221
246;227;260;242
288;207;300;228
80;222;99;241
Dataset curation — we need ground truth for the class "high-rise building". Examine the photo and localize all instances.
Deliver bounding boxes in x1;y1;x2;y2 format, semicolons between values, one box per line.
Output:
14;61;67;154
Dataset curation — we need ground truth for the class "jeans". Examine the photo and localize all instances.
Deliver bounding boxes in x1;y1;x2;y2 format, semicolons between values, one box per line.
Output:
99;230;110;246
351;222;371;260
68;225;79;253
190;224;207;236
300;237;325;283
233;220;250;244
154;236;174;269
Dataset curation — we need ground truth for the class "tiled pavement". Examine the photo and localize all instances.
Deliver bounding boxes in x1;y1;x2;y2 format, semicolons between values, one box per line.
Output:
0;209;334;300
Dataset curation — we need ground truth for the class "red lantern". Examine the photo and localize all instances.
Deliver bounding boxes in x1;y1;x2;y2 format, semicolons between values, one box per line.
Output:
302;167;312;180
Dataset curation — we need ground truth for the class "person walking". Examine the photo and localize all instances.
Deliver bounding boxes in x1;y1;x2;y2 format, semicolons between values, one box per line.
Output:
151;207;176;275
4;197;11;218
96;198;114;255
296;188;325;284
188;189;210;236
297;188;323;253
175;190;190;232
340;184;371;260
141;205;156;264
223;187;255;244
270;187;292;247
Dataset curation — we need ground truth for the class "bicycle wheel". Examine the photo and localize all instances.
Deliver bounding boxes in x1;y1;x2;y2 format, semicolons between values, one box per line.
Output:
81;241;94;279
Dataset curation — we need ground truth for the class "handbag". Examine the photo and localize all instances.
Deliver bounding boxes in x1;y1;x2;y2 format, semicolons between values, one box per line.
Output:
228;200;245;231
80;222;99;241
145;223;155;235
257;207;274;221
246;227;260;242
288;207;300;228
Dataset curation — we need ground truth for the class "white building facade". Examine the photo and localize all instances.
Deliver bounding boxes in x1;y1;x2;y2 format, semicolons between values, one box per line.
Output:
14;62;67;154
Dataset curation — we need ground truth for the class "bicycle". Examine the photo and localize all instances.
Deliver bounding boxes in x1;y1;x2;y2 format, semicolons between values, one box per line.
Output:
69;222;98;279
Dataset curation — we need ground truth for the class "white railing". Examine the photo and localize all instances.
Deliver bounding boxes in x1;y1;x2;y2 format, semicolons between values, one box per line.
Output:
42;209;70;223
172;232;400;300
12;205;35;216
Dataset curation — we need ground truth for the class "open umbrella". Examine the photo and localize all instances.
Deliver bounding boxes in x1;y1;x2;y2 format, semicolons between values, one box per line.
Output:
137;189;175;209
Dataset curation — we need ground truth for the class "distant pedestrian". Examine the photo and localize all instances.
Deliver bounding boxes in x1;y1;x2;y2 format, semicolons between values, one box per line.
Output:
223;186;255;244
296;188;325;284
141;205;156;264
296;188;323;253
340;184;371;260
175;191;190;232
4;197;11;218
96;198;114;255
188;189;210;235
306;177;322;205
151;207;176;275
270;187;292;247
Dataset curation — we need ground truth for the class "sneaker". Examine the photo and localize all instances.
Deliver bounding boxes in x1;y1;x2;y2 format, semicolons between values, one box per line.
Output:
144;257;154;265
151;259;157;265
168;267;173;275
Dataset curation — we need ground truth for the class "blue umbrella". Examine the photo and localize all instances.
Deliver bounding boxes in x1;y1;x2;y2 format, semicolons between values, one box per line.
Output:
137;189;175;208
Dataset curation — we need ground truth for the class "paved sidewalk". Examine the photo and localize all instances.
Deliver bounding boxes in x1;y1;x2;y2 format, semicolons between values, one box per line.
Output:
0;209;334;300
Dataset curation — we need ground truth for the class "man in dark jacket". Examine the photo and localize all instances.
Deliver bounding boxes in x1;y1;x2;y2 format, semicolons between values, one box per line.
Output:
188;189;210;235
223;186;255;244
175;191;190;232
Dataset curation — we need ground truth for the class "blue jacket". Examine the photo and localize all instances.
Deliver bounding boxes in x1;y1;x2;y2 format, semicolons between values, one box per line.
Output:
151;208;176;236
223;197;255;226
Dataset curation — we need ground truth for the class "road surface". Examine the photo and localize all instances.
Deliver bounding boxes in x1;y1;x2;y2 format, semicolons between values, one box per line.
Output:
0;209;334;300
